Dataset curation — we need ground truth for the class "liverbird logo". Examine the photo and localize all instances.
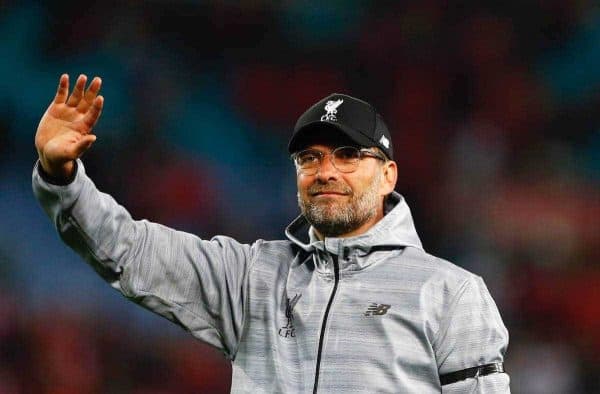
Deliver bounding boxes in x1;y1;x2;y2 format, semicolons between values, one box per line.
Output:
278;293;302;338
320;99;344;121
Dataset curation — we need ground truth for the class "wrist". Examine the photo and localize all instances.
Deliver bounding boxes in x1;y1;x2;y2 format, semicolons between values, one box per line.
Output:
38;158;77;185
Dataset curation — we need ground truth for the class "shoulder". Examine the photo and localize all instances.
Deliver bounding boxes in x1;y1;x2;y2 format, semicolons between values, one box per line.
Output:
204;236;293;255
399;246;479;292
252;239;296;255
396;247;492;326
407;248;506;332
242;240;304;293
245;239;300;269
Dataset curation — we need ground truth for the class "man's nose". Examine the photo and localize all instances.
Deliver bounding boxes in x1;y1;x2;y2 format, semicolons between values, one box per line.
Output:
316;154;339;180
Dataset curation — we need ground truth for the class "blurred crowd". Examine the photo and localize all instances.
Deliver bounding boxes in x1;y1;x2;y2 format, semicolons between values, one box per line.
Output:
0;1;599;393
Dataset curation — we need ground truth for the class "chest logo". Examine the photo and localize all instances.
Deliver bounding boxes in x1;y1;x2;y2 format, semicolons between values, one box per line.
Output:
364;303;391;317
279;293;302;338
320;99;344;122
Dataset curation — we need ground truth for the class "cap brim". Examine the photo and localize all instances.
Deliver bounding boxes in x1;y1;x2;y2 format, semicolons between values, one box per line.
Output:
288;121;376;154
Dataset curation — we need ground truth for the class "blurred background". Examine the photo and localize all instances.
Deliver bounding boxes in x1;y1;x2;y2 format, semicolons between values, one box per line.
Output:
1;0;599;392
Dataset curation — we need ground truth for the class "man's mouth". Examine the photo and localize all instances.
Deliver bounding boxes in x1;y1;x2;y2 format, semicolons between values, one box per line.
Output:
311;191;349;197
307;182;352;198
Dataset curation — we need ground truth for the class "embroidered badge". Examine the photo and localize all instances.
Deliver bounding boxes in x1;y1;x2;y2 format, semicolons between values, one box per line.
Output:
320;99;344;121
279;293;302;338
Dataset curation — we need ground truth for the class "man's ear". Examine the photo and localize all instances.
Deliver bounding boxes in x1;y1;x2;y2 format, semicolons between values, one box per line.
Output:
380;160;398;196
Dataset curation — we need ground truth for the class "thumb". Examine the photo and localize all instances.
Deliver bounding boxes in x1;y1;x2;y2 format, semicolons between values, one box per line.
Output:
73;134;97;157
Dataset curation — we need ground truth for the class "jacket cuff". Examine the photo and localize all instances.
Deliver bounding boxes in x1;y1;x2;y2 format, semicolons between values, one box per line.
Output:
37;160;79;186
33;159;88;216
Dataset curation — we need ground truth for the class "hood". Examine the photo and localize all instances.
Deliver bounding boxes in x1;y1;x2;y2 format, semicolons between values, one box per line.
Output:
285;192;423;259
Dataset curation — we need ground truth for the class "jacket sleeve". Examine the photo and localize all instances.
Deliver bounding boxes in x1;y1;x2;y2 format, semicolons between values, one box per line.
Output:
32;159;256;359
434;275;511;393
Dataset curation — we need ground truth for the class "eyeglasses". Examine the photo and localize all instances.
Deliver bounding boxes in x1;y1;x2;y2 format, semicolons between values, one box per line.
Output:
292;146;386;175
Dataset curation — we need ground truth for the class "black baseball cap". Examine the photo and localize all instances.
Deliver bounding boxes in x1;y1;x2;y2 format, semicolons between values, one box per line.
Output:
288;93;394;160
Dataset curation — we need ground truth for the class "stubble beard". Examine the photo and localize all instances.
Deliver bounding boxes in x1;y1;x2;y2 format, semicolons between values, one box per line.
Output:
297;171;382;238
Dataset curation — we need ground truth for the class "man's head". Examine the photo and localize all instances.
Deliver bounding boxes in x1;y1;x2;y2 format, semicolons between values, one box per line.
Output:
289;94;397;239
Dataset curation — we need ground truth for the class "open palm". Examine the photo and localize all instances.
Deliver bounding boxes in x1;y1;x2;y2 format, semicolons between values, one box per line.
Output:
35;74;104;178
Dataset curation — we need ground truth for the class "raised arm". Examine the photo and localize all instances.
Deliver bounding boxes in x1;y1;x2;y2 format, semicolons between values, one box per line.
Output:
35;74;103;181
32;75;253;358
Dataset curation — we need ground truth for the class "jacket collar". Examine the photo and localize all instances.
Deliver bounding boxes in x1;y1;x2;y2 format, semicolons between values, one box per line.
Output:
285;192;423;272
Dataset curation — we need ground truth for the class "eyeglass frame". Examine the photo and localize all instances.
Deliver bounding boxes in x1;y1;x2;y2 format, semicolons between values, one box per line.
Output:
291;146;387;175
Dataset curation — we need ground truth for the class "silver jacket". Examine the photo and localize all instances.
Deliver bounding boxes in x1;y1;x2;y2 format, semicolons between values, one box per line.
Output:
33;160;510;393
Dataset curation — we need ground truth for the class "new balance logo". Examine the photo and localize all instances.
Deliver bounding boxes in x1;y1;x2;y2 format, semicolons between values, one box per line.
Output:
364;303;391;317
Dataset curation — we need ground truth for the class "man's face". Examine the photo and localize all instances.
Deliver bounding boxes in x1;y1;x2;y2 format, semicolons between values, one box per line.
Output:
296;143;386;238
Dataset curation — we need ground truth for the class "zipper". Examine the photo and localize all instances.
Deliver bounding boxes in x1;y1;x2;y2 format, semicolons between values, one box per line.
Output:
312;254;340;394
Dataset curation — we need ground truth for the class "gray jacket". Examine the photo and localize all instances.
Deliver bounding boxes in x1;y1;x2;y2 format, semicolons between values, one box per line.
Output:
32;160;510;393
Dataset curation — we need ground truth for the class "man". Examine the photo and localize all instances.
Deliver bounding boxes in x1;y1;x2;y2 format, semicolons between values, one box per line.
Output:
33;74;510;393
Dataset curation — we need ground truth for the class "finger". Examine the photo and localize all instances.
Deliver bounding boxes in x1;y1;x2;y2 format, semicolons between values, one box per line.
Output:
73;134;97;157
77;76;102;113
82;95;104;129
77;134;96;157
66;74;87;106
54;74;69;104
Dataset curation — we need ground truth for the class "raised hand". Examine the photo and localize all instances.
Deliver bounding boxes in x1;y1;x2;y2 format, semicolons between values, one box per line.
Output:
35;74;104;180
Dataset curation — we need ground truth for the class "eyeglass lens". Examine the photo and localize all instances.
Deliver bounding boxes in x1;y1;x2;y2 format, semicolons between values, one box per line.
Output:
295;147;362;174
